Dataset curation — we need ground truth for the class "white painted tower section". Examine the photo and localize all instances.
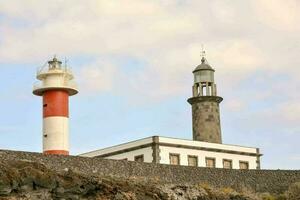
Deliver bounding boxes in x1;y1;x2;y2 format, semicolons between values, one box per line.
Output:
33;56;78;155
42;117;69;151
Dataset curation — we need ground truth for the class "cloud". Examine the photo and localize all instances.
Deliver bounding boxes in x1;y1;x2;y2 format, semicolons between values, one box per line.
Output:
277;101;300;126
235;99;300;136
214;40;264;70
210;1;236;24
253;0;300;31
0;0;299;104
224;99;245;112
0;0;199;63
77;59;116;94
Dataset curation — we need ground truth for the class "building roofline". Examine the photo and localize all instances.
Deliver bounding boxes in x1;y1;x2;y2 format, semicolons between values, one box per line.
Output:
79;135;261;157
79;136;155;156
157;135;260;150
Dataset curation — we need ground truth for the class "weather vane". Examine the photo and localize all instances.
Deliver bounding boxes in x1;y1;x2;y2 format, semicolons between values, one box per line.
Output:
200;44;206;58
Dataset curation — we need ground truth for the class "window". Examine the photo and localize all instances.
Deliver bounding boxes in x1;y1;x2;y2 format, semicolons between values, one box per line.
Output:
205;157;216;168
208;85;212;96
202;85;207;96
134;155;144;162
223;159;232;169
169;153;180;165
188;155;198;167
239;161;249;170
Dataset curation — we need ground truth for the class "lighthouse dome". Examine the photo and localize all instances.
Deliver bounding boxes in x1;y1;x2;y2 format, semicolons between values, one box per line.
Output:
193;57;215;73
193;57;215;83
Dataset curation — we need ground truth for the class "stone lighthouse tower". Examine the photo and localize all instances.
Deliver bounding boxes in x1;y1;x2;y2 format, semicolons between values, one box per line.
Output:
33;56;78;155
187;54;223;143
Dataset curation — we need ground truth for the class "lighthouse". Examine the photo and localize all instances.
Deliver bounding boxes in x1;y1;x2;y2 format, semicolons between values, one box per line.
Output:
33;56;78;155
187;52;223;143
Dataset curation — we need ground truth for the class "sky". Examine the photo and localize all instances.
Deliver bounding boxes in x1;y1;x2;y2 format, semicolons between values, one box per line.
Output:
0;0;299;169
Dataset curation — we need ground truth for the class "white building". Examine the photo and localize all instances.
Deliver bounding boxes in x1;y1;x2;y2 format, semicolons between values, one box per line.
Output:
80;136;261;169
80;54;262;170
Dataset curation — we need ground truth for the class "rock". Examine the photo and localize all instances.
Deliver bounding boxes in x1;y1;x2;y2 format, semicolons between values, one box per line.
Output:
0;184;12;196
287;182;300;200
0;159;291;200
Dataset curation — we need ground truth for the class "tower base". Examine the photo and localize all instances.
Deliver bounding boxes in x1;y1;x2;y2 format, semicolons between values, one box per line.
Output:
43;150;69;155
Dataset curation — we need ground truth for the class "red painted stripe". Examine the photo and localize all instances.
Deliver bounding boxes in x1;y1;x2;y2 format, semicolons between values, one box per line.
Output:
43;90;69;117
43;150;69;155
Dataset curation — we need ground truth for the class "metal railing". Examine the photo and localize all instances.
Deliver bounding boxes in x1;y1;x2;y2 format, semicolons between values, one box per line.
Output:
33;80;78;91
36;64;74;76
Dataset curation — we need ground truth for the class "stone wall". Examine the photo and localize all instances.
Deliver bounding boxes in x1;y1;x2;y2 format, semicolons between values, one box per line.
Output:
0;150;299;194
187;96;223;143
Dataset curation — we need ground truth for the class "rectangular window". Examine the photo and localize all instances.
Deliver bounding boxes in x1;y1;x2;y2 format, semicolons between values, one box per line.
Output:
169;153;180;165
134;155;144;162
188;155;198;167
206;157;216;168
239;161;249;169
223;159;232;169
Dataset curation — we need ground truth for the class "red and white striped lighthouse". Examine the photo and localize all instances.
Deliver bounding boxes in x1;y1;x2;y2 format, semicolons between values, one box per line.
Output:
33;56;78;155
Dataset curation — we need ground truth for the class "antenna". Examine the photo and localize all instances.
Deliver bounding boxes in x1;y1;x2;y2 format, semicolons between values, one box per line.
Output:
64;57;68;70
38;61;48;74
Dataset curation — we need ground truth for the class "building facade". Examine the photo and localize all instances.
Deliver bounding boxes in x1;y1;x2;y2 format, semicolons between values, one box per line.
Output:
80;54;262;169
80;136;261;169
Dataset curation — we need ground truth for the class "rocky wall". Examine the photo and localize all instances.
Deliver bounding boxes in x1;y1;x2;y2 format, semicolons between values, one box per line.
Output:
0;150;299;194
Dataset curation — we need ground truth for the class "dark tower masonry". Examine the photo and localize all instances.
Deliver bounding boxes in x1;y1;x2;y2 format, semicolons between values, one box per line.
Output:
187;56;223;143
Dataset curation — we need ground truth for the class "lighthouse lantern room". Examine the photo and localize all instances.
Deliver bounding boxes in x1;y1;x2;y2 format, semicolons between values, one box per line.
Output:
33;56;78;155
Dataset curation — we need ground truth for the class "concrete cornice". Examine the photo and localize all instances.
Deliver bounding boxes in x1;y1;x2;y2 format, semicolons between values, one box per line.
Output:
187;96;223;104
95;139;262;159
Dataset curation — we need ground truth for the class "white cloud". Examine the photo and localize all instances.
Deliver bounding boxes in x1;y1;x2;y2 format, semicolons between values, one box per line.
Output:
210;1;236;24
253;0;300;31
0;0;299;104
77;60;116;94
224;99;245;112
277;102;300;125
0;0;200;63
213;40;264;70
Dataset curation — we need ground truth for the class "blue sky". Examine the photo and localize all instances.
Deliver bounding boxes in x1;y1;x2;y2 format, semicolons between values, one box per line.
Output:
0;0;299;169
